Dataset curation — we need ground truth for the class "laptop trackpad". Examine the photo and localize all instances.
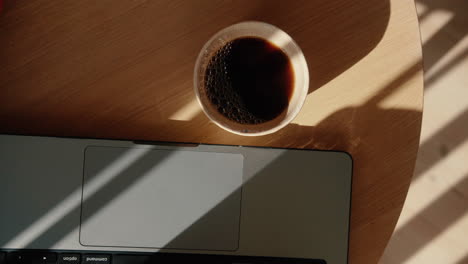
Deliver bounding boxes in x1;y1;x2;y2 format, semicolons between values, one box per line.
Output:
80;146;243;251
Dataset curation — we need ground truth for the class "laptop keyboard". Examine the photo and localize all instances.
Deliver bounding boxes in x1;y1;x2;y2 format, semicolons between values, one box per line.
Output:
0;251;326;264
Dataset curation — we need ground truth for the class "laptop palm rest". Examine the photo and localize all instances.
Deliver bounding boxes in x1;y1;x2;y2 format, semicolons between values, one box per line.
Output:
80;146;244;251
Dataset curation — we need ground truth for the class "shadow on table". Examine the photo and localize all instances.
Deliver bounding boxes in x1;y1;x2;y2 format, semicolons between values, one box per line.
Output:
240;0;391;95
0;0;431;263
1;62;423;264
379;0;468;263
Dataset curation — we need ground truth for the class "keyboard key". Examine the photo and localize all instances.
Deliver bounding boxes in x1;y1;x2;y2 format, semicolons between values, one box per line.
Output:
113;255;151;264
0;252;6;264
58;254;80;264
82;255;110;264
31;253;57;264
6;252;30;264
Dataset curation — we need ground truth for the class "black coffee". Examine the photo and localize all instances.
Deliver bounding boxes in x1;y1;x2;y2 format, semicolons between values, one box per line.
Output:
204;37;294;124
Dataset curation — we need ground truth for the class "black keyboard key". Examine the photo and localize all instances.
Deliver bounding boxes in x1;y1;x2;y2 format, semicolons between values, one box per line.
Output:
6;252;31;264
0;252;6;264
31;253;57;264
113;255;151;264
42;253;57;264
58;254;80;264
81;255;110;264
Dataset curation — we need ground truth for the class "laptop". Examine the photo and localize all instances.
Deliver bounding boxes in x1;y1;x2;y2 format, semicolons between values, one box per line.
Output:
0;134;352;264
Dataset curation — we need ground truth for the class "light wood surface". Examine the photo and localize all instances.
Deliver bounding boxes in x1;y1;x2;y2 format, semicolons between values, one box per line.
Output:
0;1;423;263
381;0;468;263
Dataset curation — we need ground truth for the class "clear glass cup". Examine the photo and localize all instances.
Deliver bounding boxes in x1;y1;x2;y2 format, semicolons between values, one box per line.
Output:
194;21;309;136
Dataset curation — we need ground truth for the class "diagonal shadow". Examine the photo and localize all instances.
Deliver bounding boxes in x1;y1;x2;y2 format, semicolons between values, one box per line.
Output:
379;0;468;261
456;253;468;264
412;107;468;181
0;1;434;264
417;0;468;90
161;149;351;263
0;58;422;264
382;173;468;263
421;18;467;72
24;147;173;248
4;0;467;262
11;0;468;258
0;148;86;247
425;48;468;86
100;60;423;264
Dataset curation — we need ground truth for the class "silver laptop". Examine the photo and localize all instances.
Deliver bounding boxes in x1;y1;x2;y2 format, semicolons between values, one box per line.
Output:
0;134;352;264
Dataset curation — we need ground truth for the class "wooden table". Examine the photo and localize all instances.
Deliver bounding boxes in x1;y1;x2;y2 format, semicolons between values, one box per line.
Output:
0;1;423;263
